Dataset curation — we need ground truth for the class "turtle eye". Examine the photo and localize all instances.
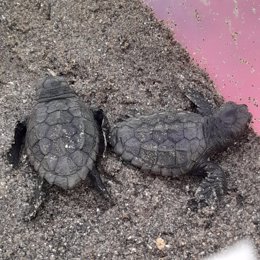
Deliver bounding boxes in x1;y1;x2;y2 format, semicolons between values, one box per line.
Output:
222;109;236;124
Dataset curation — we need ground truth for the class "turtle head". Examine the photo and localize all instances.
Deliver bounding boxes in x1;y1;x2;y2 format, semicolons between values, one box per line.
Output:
36;76;76;102
214;102;252;140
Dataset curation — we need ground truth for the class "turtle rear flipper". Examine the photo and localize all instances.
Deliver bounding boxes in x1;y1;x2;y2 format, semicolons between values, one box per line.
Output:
185;90;215;116
88;166;112;202
7;120;27;168
193;162;227;208
23;178;49;221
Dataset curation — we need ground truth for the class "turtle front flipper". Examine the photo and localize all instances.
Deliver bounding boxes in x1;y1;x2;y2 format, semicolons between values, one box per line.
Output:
185;90;215;116
193;162;227;207
91;108;110;157
7;120;27;168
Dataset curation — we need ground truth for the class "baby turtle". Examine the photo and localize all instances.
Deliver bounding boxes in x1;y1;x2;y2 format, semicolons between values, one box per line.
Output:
110;92;252;206
8;76;110;220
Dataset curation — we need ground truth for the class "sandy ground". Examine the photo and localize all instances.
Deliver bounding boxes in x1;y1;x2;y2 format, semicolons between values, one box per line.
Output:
0;0;259;259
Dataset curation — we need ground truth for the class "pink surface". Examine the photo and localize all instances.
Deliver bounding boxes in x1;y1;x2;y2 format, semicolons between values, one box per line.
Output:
143;0;260;133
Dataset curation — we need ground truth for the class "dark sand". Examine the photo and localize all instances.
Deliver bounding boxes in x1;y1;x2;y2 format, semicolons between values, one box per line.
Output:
0;0;259;259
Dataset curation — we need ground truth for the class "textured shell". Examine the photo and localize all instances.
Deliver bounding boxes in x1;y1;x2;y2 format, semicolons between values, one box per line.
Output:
110;112;206;176
25;97;99;189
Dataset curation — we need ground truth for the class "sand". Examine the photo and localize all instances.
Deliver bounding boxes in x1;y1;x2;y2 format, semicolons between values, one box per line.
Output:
0;0;259;259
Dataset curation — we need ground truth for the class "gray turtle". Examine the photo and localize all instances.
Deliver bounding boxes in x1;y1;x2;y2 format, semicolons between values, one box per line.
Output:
8;76;110;219
110;92;252;206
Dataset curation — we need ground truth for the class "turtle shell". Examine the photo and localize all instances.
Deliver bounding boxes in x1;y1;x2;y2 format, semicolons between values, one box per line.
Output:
25;97;99;189
110;112;207;176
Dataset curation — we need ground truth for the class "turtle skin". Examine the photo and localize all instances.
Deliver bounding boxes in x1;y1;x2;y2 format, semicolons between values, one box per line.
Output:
110;112;206;176
110;101;252;206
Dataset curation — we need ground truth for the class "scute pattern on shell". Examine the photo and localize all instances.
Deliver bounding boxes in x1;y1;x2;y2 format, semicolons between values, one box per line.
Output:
110;112;206;176
26;98;99;189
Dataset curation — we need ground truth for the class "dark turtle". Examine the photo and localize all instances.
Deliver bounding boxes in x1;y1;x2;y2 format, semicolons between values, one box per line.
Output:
109;92;252;206
8;76;110;219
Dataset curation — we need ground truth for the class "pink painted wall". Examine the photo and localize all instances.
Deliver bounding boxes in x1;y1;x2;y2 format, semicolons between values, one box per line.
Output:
143;0;260;133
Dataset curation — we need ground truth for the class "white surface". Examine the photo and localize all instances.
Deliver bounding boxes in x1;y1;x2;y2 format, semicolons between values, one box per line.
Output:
205;239;257;260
